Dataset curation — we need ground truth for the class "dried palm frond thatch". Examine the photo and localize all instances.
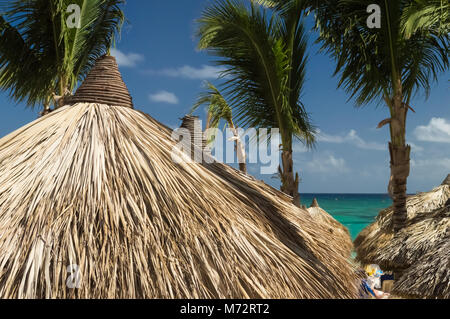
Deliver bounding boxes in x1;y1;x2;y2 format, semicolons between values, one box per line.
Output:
0;56;358;299
178;118;353;259
354;179;450;298
393;238;449;299
307;199;353;258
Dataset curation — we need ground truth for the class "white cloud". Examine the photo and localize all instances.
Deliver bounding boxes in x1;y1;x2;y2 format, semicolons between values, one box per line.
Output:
306;155;349;173
110;49;144;67
147;65;225;80
411;158;450;170
317;129;386;151
414;118;450;143
409;142;424;152
149;91;179;104
293;141;309;153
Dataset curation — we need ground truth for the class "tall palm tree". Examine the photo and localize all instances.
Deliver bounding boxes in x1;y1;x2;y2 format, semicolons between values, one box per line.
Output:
191;81;247;173
0;0;124;113
197;0;315;207
265;0;447;231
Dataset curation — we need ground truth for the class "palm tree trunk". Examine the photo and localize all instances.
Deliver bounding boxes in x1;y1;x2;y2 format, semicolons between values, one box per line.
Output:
234;135;247;174
280;149;301;207
57;75;69;108
228;121;247;173
41;101;52;117
387;92;410;232
237;152;247;173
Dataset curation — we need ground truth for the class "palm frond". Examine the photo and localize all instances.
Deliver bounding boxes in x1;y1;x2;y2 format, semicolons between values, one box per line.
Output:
64;0;125;88
314;0;449;106
191;81;235;144
192;81;233;128
0;0;124;109
197;0;316;149
0;1;58;107
402;0;450;38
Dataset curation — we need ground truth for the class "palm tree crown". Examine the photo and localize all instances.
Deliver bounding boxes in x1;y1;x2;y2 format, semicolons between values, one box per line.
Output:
313;0;448;231
191;81;247;172
314;0;448;107
256;0;448;227
197;0;316;205
0;0;124;111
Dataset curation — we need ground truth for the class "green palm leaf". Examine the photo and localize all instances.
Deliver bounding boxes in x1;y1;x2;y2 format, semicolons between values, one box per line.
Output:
198;0;315;147
0;0;124;110
197;0;315;205
402;0;449;37
310;0;448;231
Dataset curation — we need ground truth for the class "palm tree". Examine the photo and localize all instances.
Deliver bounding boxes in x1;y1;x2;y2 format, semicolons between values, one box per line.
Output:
402;0;449;37
281;0;448;232
0;0;124;114
191;81;247;173
197;0;315;207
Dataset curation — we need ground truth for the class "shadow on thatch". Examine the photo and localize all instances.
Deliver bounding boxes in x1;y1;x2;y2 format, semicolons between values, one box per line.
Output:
354;179;450;298
0;56;358;299
175;115;353;260
205;163;354;296
393;238;449;298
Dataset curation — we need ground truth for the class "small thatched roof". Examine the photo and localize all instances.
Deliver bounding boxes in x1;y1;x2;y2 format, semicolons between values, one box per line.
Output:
354;180;450;298
307;199;353;257
0;56;358;299
65;55;133;108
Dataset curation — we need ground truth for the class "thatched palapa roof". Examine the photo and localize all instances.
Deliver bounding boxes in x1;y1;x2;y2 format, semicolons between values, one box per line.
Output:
354;177;450;298
393;238;449;298
178;118;353;258
0;55;358;299
307;199;353;257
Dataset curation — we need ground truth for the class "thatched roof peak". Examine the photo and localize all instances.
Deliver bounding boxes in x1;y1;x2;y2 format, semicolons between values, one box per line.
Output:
180;115;201;143
306;205;353;257
66;55;133;108
179;115;209;160
310;198;320;208
442;174;450;186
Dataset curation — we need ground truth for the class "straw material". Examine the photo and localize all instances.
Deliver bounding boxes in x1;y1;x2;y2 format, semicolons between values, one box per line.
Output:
393;238;449;299
65;55;133;108
307;205;353;258
354;183;450;298
0;102;358;299
443;174;450;186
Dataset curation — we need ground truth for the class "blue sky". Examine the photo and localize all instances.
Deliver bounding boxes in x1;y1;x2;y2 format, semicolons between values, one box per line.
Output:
0;0;449;193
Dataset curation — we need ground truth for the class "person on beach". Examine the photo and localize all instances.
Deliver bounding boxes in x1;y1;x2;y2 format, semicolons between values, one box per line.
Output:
357;269;390;299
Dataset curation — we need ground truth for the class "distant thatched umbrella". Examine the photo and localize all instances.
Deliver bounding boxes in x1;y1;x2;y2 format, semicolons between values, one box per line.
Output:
0;56;358;299
355;178;450;298
307;199;353;257
178;115;210;162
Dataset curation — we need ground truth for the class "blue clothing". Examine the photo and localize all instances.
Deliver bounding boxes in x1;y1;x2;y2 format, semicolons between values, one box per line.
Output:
359;280;376;299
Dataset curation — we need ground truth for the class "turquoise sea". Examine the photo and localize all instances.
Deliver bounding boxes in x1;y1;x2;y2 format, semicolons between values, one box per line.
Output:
301;194;393;240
